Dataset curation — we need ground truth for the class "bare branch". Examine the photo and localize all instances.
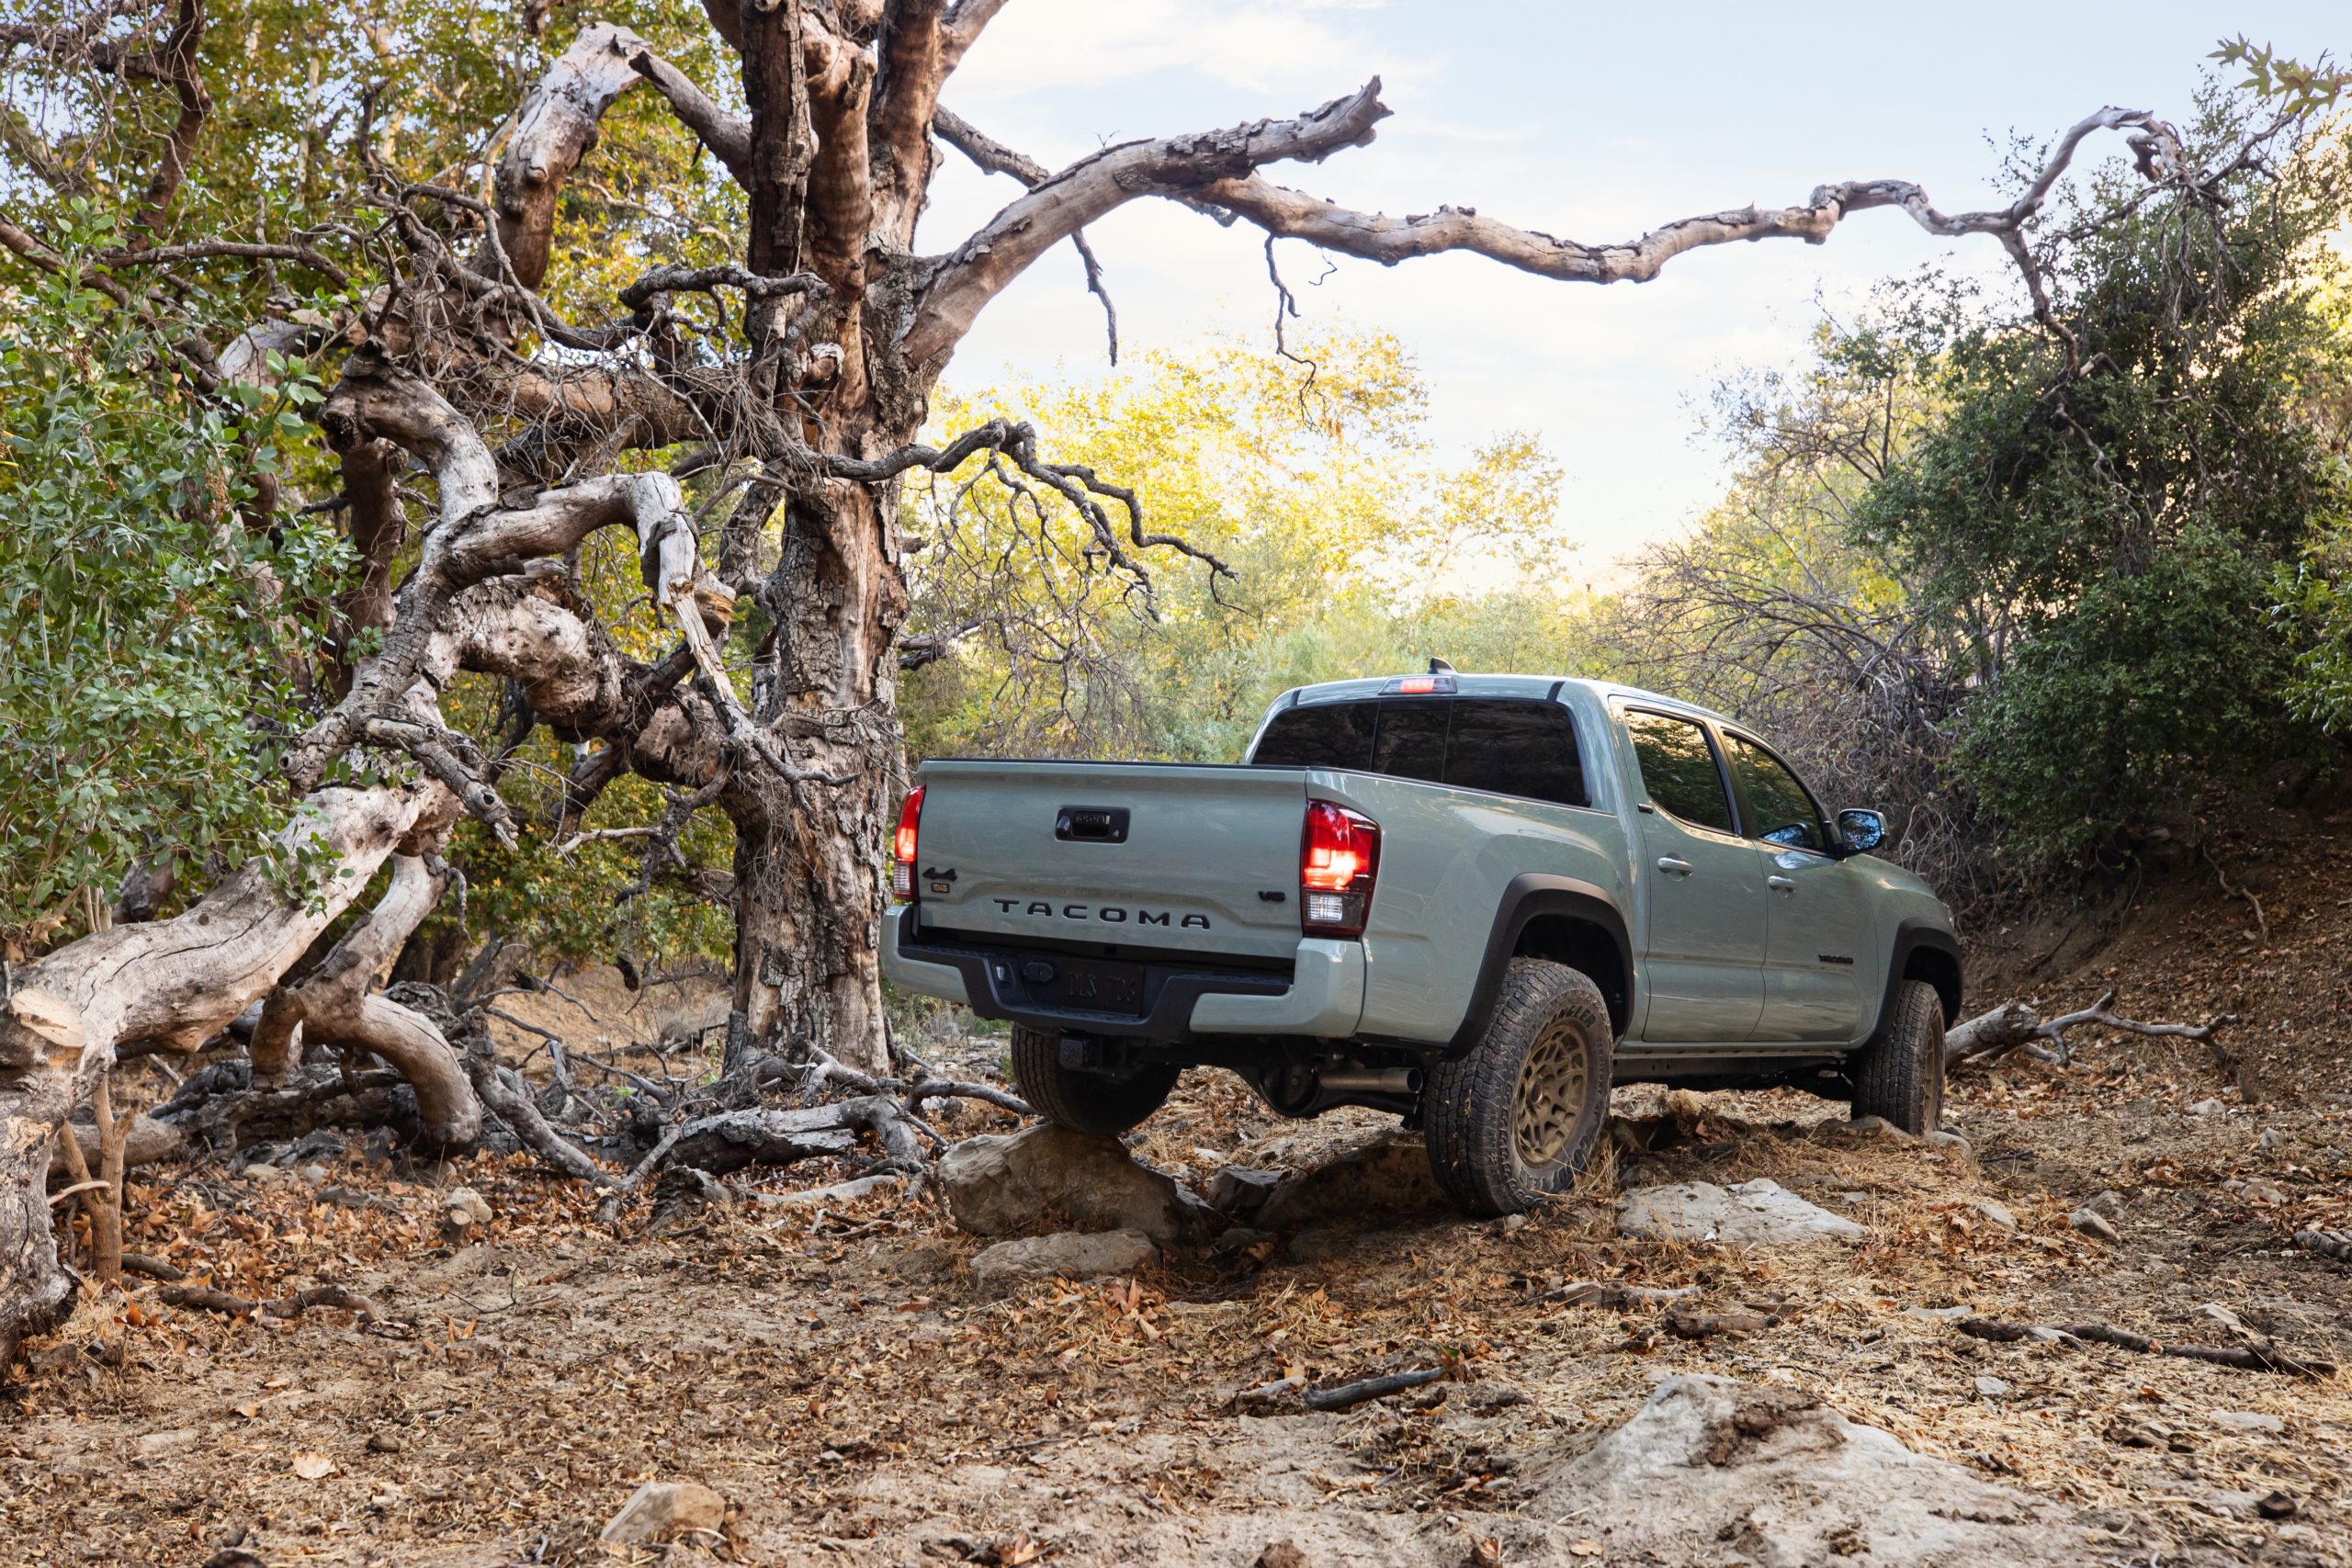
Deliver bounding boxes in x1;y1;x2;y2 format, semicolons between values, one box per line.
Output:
625;43;750;182
933;107;1122;362
908;79;1389;365
1190;106;2183;371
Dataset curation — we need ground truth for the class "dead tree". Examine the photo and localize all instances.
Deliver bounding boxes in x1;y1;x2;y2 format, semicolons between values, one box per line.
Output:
1;0;2239;1357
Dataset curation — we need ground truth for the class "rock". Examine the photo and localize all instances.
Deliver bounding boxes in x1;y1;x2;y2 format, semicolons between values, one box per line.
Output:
1519;1374;2078;1566
600;1480;727;1545
2259;1126;2285;1149
1205;1166;1282;1218
968;1229;1158;1286
1968;1198;2018;1231
1926;1129;1972;1152
1253;1131;1446;1232
2086;1189;2124;1221
2210;1409;2286;1434
2197;1302;2251;1334
2256;1490;2298;1519
1619;1179;1865;1245
1493;1212;1530;1235
242;1163;288;1186
365;1432;404;1454
1973;1374;2010;1399
2241;1179;2289;1205
1903;1305;1972;1323
1284;1229;1345;1264
1843;1114;1917;1142
2187;1097;2227;1116
297;1163;329;1187
937;1123;1215;1244
441;1186;492;1241
2068;1208;2120;1243
1256;1542;1307;1568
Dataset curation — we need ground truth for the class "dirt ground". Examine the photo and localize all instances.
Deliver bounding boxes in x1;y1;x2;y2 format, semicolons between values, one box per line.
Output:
7;833;2352;1568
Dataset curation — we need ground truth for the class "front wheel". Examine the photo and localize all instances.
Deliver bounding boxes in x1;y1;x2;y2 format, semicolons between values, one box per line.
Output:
1009;1026;1179;1136
1423;959;1614;1216
1849;977;1945;1133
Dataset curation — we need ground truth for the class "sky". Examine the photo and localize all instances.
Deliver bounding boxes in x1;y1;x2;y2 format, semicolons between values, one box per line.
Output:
916;0;2345;575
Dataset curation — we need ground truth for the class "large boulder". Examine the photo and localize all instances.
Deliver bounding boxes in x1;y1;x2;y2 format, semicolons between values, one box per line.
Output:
1252;1131;1447;1233
1619;1179;1864;1245
938;1123;1215;1244
1523;1375;2079;1566
969;1228;1159;1286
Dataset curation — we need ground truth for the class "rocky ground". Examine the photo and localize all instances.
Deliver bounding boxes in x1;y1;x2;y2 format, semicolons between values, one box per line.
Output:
7;831;2352;1567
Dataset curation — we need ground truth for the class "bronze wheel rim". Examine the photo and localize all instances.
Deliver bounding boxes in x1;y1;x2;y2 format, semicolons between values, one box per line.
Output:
1513;1017;1589;1169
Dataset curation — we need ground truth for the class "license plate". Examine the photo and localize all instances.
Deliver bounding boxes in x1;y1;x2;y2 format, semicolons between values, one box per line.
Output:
1052;957;1146;1014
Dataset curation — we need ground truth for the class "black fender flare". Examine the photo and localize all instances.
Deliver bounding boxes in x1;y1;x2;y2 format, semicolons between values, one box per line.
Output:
1444;873;1634;1052
1871;917;1964;1041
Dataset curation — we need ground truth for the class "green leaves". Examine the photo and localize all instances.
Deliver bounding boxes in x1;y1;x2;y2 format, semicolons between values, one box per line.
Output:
0;265;348;948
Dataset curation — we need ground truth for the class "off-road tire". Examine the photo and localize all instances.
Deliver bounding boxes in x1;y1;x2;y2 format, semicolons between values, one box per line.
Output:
1010;1026;1179;1136
1423;959;1614;1217
1850;977;1945;1134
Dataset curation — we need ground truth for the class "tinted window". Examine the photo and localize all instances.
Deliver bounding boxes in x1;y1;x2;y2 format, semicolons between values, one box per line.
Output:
1725;735;1825;851
1627;712;1734;832
1250;701;1377;768
1372;699;1449;783
1444;701;1587;807
1251;696;1589;807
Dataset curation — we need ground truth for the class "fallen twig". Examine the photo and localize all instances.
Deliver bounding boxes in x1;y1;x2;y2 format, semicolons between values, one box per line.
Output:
263;1285;381;1324
159;1286;256;1316
2294;1228;2352;1263
120;1253;185;1282
1532;1280;1701;1310
1666;1309;1780;1339
1232;1373;1306;1407
1304;1367;1444;1412
1957;1317;2332;1377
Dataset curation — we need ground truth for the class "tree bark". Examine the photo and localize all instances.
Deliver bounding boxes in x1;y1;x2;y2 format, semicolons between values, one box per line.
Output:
2;784;436;1358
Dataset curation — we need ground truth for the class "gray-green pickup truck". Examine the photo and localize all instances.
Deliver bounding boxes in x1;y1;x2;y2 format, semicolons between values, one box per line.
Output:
882;670;1962;1215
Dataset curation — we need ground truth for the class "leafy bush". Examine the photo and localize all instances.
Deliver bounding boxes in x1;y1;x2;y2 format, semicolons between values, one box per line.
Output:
0;256;346;950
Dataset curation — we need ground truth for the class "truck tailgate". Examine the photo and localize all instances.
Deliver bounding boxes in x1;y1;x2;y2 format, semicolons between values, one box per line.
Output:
913;761;1309;964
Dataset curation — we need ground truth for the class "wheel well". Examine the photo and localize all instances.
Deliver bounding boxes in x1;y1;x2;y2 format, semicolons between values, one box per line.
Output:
1903;945;1962;1025
1513;914;1629;1035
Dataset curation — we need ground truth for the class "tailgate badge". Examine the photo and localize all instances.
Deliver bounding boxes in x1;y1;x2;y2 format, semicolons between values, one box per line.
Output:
1258;890;1287;903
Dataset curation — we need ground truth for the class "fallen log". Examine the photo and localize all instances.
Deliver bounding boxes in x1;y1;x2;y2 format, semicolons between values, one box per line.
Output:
1943;989;2238;1080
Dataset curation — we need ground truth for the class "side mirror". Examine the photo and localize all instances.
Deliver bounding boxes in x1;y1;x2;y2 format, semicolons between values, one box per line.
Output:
1837;808;1886;856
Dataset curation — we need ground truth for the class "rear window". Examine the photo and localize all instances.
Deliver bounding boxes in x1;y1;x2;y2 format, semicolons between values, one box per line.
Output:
1250;698;1588;808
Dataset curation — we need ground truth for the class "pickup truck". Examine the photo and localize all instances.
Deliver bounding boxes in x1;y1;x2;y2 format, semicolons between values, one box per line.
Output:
881;669;1963;1215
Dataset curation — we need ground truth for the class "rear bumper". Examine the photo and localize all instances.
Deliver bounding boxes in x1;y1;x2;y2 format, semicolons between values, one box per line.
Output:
881;907;1364;1042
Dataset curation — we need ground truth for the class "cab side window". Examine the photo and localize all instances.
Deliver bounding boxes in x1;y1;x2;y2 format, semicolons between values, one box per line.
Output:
1626;712;1735;833
1725;735;1825;852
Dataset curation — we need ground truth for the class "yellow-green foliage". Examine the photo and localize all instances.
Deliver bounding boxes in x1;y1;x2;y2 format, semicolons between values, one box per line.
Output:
902;326;1601;761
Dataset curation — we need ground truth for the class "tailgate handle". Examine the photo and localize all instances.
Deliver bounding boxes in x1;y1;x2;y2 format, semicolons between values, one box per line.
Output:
1055;806;1129;843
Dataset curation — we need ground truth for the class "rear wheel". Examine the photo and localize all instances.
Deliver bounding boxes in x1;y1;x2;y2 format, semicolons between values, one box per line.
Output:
1423;959;1614;1216
1850;977;1945;1133
1010;1026;1179;1136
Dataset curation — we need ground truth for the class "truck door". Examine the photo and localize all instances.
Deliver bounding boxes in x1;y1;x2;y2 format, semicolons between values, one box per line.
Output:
1623;711;1767;1041
1720;732;1871;1043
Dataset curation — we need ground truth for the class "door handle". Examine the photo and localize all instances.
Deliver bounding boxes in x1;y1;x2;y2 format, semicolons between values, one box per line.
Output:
1656;856;1694;877
1768;874;1796;892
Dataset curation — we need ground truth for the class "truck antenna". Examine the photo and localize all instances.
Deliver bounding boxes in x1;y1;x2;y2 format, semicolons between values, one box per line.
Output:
1429;657;1456;675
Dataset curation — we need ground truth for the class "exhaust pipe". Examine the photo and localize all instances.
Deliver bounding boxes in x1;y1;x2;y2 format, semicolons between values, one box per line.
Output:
1314;1066;1425;1095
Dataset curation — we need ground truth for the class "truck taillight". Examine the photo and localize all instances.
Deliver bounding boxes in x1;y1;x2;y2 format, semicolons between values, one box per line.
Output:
1300;799;1379;938
890;785;924;902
